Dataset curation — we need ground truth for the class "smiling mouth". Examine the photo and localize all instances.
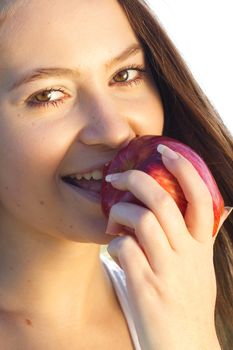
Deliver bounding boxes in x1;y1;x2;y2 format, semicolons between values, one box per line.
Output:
62;176;103;194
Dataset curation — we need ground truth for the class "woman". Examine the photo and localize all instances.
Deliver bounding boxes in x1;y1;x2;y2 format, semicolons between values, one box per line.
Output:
0;0;232;349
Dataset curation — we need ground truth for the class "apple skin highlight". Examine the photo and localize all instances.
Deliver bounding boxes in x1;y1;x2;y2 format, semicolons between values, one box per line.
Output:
101;135;224;237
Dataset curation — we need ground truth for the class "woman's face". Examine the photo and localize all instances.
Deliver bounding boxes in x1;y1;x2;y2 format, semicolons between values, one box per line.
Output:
0;0;164;244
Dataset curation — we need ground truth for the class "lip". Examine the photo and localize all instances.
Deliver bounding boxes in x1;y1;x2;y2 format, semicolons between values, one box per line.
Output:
61;161;111;178
61;178;101;204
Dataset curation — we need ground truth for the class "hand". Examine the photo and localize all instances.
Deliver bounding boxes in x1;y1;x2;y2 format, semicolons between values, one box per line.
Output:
105;146;228;350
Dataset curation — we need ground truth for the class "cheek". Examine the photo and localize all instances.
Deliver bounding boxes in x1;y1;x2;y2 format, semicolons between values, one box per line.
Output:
0;126;62;210
143;86;164;133
0;125;62;224
1;120;68;177
125;91;164;135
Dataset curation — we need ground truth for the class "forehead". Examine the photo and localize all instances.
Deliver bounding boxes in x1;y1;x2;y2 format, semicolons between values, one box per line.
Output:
0;0;133;35
0;0;29;28
0;0;140;70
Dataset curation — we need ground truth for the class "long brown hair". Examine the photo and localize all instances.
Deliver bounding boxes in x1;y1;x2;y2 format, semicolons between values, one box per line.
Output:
117;0;233;348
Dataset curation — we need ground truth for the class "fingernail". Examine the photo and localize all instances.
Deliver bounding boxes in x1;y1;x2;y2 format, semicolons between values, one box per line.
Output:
105;221;122;235
105;173;121;182
157;144;179;160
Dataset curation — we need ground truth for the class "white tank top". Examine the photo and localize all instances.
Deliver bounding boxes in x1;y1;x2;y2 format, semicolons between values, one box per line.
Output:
100;254;142;350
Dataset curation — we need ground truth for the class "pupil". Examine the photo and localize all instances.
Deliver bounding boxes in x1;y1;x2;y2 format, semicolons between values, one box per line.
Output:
117;71;128;82
37;91;51;102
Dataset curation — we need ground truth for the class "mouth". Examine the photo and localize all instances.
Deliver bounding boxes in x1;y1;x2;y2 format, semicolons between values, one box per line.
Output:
61;176;103;195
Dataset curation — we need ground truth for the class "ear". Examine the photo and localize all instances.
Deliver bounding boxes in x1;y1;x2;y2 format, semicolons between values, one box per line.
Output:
213;207;233;243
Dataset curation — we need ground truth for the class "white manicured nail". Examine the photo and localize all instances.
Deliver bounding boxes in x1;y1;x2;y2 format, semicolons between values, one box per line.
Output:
105;173;121;182
157;144;179;160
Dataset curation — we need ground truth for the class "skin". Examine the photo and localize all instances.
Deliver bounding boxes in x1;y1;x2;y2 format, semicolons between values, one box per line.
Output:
0;0;164;348
0;0;230;349
106;160;225;350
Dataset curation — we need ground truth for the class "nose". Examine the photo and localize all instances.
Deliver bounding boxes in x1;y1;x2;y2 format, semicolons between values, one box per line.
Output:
77;88;136;149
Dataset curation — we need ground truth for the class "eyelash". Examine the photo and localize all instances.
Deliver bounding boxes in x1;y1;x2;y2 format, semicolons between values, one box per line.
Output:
26;64;147;109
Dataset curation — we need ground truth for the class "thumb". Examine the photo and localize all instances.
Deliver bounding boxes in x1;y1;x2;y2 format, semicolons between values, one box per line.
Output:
213;206;233;242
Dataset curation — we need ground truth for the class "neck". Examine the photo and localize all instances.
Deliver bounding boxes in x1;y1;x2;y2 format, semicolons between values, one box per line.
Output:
0;222;112;328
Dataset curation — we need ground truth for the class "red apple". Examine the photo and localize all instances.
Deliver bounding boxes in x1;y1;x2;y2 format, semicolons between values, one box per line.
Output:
101;135;224;237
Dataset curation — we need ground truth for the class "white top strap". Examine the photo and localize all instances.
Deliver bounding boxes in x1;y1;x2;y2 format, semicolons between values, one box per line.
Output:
100;254;141;350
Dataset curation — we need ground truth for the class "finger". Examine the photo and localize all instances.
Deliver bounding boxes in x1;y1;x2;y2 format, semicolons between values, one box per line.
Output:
106;202;173;272
106;170;189;251
107;235;156;296
158;144;215;243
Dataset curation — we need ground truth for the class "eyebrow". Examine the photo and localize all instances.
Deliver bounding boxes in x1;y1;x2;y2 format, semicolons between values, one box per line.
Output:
9;43;143;91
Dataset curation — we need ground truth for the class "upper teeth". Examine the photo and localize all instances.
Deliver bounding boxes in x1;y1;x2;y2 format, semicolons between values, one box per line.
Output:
71;169;103;180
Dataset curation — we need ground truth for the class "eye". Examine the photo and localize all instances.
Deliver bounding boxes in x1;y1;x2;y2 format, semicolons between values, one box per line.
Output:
26;64;147;110
34;89;62;102
27;88;70;109
111;64;147;88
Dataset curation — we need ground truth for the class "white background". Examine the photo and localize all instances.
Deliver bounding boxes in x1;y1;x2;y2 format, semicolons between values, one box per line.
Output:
146;0;232;134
